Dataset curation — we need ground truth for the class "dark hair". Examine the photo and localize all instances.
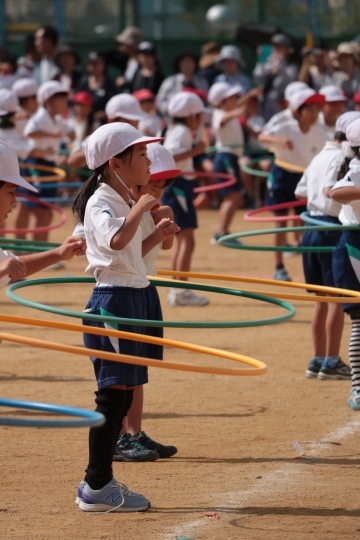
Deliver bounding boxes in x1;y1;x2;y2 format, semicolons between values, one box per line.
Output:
39;25;59;46
24;34;36;54
0;180;5;189
334;131;347;142
174;52;198;73
337;146;360;180
0;113;15;129
72;146;134;223
19;95;36;108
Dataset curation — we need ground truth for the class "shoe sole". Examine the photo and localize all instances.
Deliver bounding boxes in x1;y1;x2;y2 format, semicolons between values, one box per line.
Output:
79;501;150;512
113;454;159;462
348;398;360;410
318;373;351;380
305;370;319;378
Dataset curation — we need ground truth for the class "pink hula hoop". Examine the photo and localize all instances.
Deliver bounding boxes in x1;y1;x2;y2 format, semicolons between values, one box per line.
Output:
244;200;306;223
0;194;67;234
181;171;236;193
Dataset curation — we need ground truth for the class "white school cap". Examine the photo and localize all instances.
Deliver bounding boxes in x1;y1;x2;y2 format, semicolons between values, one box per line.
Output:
208;82;243;107
284;81;308;102
105;94;148;121
12;78;38;98
85;122;163;170
346;118;360;147
0;88;19;115
147;143;181;181
167;91;204;117
319;84;347;102
37;81;69;105
288;88;325;111
335;111;360;133
0;141;38;192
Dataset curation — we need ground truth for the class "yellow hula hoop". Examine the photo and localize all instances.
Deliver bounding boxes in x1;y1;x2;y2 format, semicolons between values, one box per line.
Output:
156;270;360;303
20;163;66;183
273;159;305;174
0;314;267;377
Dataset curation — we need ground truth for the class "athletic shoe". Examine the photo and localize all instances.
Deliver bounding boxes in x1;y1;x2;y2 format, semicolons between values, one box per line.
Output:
130;431;177;459
210;233;242;247
79;479;150;512
75;480;86;505
317;358;351;380
274;268;291;281
113;433;159;462
348;387;360;410
305;359;322;378
167;289;209;307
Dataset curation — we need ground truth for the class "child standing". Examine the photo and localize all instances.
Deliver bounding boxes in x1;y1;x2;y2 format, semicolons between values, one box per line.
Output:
258;88;328;281
12;78;38;136
318;85;347;140
162;91;209;307
72;123;176;512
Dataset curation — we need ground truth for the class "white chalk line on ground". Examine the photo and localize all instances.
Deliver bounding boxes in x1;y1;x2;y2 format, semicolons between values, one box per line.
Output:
161;415;360;539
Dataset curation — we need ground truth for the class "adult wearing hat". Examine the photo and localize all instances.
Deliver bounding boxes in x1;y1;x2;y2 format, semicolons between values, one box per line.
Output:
115;26;143;89
214;45;251;92
53;45;82;92
129;41;164;95
253;33;298;121
332;42;360;108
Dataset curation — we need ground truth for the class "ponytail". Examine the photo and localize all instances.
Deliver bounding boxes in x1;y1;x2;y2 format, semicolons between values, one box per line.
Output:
72;163;106;223
337;143;360;181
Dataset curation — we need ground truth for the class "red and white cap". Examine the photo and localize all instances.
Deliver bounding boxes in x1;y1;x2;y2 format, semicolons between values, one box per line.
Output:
346;118;360;147
0;141;38;192
319;85;347;102
288;88;325;111
0;88;19;115
335;111;360;133
12;78;38;99
132;89;156;102
354;90;360;103
147;143;181;181
208;82;242;107
167;91;204;117
284;81;308;102
73;91;94;107
105;94;148;121
37;81;69;106
85;122;163;170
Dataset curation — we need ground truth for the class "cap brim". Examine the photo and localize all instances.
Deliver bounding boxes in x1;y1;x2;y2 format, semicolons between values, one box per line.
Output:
110;135;164;161
224;85;243;100
304;94;326;106
112;111;149;121
325;96;348;102
7;175;39;193
150;169;181;181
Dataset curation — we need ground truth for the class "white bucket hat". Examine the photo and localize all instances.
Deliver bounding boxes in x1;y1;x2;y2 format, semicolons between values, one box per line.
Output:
319;85;347;102
147;143;181;181
208;82;242;107
12;78;38;99
85;122;163;170
105;94;148;121
346;118;360;147
0;141;38;192
335;111;360;133
216;45;245;68
37;81;68;106
0;88;19;116
167;92;204;117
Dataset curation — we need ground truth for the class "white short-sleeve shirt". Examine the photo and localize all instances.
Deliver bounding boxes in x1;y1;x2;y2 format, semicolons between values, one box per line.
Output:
263;108;294;132
331;158;360;225
83;183;149;288
0;127;34;160
0;248;18;289
317;112;336;141
164;123;194;175
295;140;342;217
212;108;244;157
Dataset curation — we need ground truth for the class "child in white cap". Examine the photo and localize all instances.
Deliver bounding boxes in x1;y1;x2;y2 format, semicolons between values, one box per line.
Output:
12;78;38;136
72;122;176;512
105;93;148;127
318;85;347;140
0;141;84;287
330;117;360;410
295;112;360;380
114;143;180;462
263;81;309;132
259;87;328;281
162;91;209;306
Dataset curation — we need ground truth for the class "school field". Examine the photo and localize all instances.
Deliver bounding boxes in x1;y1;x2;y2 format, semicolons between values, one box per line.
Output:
0;207;359;539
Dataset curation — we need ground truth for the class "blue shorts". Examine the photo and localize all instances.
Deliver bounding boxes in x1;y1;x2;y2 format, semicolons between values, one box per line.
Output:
213;152;242;197
20;158;57;209
302;216;342;289
266;163;305;215
162;176;197;230
145;285;163;361
333;230;360;312
83;287;150;389
193;153;209;169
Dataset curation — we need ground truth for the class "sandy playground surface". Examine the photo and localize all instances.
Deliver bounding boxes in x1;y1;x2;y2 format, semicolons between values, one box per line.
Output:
0;207;359;540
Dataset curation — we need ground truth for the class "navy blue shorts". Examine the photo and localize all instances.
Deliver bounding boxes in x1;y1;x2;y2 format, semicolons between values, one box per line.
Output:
162;176;197;230
145;285;163;360
302;216;342;289
213;152;242;197
193;153;209;168
333;230;360;312
266;163;305;215
83;287;151;390
20;158;57;209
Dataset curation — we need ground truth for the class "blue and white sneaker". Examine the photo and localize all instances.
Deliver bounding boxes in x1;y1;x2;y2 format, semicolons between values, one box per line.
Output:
211;233;242;247
348;387;360;410
79;478;150;512
75;480;86;505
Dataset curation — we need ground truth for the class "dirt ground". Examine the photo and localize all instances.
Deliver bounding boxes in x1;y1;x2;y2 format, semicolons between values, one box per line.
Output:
1;207;359;540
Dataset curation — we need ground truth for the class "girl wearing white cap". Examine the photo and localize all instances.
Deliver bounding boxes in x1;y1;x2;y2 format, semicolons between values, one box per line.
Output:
72;123;176;512
318;85;347;140
330;117;360;410
295;112;360;381
0;141;84;287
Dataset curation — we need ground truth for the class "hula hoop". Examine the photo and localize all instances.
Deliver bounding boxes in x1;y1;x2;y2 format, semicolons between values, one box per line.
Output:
0;314;267;377
0;194;67;234
181;171;236;193
241;156;273;178
274;159;305;174
0;397;104;428
20;162;66;183
23;181;83;190
244;201;306;223
299;211;358;229
156;269;360;304
6;276;295;329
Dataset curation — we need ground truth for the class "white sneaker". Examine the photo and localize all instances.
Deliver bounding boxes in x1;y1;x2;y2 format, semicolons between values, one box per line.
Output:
167;289;209;307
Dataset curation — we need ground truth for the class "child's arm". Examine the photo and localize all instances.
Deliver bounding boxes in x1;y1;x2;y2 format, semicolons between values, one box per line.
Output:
219;88;262;127
110;195;161;251
142;218;180;257
26;130;62;138
0;257;27;282
258;131;294;150
152;206;176;249
172;141;206;162
330;186;360;202
68;150;87;169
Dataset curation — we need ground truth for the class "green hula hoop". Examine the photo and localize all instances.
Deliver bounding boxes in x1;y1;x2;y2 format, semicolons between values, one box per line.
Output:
241;155;274;178
0;237;58;253
7;276;295;329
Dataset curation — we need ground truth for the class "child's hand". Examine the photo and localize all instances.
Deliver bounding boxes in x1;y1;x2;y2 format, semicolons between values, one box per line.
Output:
137;194;161;213
56;236;86;260
0;257;27;281
193;141;206;155
280;138;294;150
154;218;180;241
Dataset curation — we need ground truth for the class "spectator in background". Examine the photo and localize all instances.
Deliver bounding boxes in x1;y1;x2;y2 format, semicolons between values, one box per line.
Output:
332;42;360;108
130;41;164;95
156;52;208;117
354;90;360;111
54;45;82;93
0;52;19;89
17;34;41;79
76;52;117;123
34;25;60;84
298;46;332;90
253;33;298;121
115;26;143;89
214;45;251;92
198;41;222;87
